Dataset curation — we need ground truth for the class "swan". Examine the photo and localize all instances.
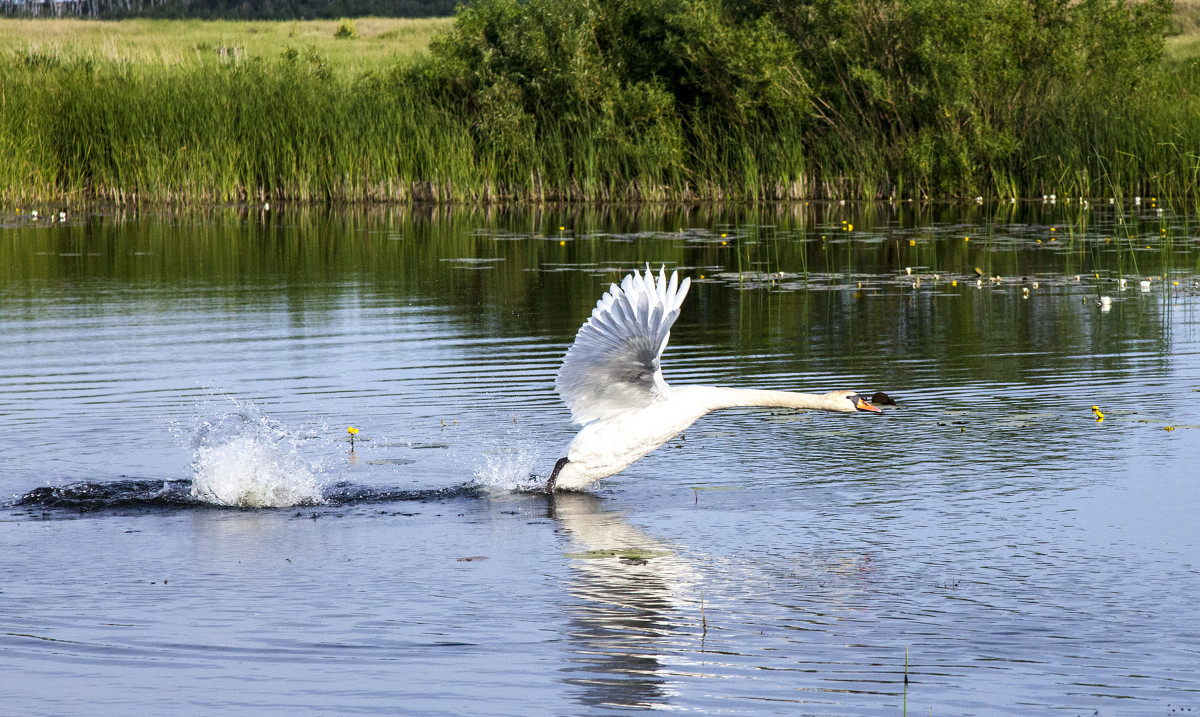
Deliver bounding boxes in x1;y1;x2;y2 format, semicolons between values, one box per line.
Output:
546;266;882;492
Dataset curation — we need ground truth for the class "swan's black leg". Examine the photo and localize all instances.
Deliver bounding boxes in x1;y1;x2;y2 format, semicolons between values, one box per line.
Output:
545;457;570;493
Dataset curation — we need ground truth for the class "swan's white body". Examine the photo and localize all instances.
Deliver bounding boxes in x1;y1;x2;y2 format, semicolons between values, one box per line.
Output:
550;266;880;491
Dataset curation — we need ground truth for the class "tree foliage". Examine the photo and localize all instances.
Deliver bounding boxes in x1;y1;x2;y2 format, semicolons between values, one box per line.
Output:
424;0;1175;196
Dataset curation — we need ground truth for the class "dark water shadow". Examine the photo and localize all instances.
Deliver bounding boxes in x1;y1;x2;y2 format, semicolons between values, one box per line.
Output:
6;478;495;516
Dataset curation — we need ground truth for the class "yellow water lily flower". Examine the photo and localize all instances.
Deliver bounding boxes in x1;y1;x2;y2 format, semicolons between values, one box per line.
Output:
348;426;358;436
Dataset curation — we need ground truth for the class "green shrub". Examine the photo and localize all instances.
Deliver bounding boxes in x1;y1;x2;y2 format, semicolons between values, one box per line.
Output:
422;0;1178;199
334;18;357;39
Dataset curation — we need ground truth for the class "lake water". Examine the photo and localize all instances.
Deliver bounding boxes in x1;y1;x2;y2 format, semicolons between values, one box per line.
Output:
2;202;1198;715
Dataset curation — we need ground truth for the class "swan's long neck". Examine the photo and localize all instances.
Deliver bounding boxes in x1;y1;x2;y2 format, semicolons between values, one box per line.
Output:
684;386;844;412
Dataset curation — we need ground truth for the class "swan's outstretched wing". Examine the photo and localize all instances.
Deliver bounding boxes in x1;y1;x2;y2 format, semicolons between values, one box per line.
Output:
556;266;691;425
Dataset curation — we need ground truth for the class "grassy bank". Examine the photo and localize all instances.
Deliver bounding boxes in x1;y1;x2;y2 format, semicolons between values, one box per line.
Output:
0;17;449;75
2;3;1199;204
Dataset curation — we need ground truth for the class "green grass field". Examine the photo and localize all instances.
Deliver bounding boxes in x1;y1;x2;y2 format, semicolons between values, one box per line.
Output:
0;17;451;76
1168;0;1200;59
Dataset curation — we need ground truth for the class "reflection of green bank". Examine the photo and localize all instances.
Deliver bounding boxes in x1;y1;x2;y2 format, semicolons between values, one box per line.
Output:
0;204;1184;392
2;1;1199;202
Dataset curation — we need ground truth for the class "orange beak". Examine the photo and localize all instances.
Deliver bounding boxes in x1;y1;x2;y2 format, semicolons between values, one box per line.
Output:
855;397;882;413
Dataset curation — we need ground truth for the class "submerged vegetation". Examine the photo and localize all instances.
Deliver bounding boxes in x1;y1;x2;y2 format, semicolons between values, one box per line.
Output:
2;1;1199;203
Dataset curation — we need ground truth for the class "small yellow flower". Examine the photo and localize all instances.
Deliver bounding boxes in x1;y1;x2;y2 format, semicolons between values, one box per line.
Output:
848;224;854;231
1050;227;1056;232
964;237;969;242
1165;425;1176;432
909;240;916;246
559;240;566;246
952;280;958;287
559;226;565;231
347;427;358;436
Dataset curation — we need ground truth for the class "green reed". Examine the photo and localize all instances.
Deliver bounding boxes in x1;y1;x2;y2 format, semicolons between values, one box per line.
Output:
2;7;1200;204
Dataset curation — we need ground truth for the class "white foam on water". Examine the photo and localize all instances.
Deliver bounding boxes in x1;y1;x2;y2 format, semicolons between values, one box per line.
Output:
471;439;545;493
183;398;329;508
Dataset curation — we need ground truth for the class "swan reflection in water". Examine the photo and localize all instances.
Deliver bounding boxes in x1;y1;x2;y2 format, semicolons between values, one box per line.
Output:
544;491;886;711
547;492;703;710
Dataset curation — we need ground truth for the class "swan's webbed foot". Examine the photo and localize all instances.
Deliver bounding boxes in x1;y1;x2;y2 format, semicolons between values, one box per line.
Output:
545;457;570;493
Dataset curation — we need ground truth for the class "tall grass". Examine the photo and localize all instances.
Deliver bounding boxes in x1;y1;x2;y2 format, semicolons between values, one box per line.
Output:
1;51;473;202
2;4;1200;204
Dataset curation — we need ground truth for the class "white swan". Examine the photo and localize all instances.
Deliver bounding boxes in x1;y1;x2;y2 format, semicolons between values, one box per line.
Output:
546;266;882;491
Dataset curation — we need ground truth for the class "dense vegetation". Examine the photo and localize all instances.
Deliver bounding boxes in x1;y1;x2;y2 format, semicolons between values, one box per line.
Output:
421;0;1189;199
2;0;1198;203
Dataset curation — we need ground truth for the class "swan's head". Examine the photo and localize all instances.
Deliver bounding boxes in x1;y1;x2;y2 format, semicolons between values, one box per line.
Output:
825;390;883;413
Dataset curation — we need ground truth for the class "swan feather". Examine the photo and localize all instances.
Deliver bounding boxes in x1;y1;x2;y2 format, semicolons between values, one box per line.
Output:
555;266;691;425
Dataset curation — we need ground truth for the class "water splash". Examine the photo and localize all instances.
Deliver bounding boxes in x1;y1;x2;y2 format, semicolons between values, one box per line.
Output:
187;400;327;508
471;441;546;493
